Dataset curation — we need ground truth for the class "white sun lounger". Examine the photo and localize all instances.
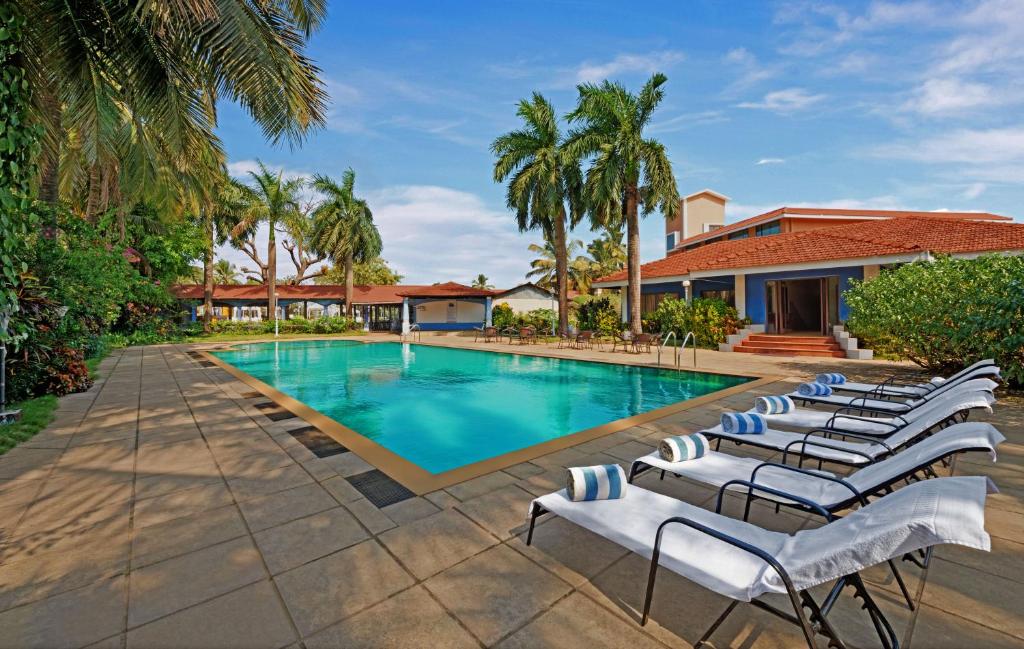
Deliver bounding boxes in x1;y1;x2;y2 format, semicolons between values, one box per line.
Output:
789;377;998;414
702;392;995;467
761;389;995;435
526;477;990;649
824;359;998;398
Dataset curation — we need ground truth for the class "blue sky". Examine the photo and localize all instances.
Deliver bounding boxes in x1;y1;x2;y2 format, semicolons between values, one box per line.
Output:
217;0;1024;287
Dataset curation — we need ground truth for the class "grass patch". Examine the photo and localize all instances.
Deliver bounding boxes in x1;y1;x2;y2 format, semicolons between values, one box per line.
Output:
0;394;58;455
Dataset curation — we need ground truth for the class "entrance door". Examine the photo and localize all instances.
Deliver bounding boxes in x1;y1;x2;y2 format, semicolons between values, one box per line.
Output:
446;301;457;323
768;278;828;334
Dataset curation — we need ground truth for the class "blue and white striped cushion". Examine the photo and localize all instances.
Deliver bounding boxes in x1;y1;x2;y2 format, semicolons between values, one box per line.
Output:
797;382;833;396
659;433;710;463
566;464;627;502
721;412;767;435
816;373;847;385
755;395;795;415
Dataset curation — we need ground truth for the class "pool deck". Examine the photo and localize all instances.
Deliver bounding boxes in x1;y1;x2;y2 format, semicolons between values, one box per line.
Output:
0;335;1021;648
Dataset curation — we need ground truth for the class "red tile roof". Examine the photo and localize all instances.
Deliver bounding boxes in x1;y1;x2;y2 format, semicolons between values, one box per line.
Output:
596;217;1024;283
395;282;497;298
679;207;1012;247
172;284;428;303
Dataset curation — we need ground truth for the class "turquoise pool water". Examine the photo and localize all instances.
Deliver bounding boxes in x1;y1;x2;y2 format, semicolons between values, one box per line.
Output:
212;340;751;474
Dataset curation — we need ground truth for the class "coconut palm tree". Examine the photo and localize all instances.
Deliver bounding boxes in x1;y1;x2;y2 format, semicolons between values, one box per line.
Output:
566;73;680;333
492;93;584;335
213;260;240;285
471;274;494;290
526;239;590;292
231;162;305;320
310;170;382;317
587;227;627;279
199;176;247;331
18;0;328;215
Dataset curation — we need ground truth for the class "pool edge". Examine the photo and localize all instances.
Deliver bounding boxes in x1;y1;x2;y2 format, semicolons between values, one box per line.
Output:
198;347;781;495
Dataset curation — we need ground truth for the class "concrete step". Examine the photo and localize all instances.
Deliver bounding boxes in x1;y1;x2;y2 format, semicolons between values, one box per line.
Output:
733;346;847;358
740;340;843;351
747;334;835;344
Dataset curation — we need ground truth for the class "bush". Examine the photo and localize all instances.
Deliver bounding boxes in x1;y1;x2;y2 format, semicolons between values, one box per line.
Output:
644;297;742;347
575;296;621;335
491;303;515;329
844;254;1024;385
208;316;358;336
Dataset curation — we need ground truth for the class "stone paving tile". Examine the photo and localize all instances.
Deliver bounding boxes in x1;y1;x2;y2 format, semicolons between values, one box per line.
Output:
273;539;414;637
344;497;397;534
0;576;127;649
379;509;498;580
455;484;536;540
133;480;234;529
236;482;338;532
425;544;572;646
126;580;297;649
128;536;266;627
319;475;363;504
380;496;440;525
227;464;314;501
304;585;478;649
132;504;249;569
254;506;369;575
444;471;518;501
509;517;629;588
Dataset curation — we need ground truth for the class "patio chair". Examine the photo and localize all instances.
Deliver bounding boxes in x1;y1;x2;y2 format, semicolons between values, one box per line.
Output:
789;376;998;415
633;332;656;353
518;326;537;345
574;330;596;349
611;331;634;352
526;476;991;649
478;326;500;342
820;359;1000;399
699;390;996;469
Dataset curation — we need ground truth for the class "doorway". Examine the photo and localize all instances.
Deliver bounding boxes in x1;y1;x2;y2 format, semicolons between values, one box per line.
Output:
765;278;839;335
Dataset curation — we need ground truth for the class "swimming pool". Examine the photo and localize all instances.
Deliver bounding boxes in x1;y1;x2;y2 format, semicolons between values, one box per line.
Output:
211;340;752;476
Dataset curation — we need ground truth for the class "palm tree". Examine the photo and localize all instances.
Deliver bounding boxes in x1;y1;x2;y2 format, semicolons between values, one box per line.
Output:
587;227;627;279
213;260;240;285
527;239;590;292
566;73;680;333
19;0;328;215
492;93;584;335
199;176;247;331
231;161;305;320
310;170;382;317
471;274;494;290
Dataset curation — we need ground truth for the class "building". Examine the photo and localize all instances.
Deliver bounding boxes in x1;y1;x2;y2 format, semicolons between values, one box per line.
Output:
593;194;1024;352
492;283;556;314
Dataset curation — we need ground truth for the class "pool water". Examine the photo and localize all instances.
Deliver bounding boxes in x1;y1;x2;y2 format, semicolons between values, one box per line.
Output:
212;340;751;474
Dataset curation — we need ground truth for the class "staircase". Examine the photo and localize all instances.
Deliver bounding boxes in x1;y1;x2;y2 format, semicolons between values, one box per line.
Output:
733;334;847;358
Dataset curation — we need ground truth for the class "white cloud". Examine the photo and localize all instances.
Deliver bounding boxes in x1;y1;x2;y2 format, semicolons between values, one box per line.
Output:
872;126;1024;165
722;47;779;93
574;50;685;84
755;158;785;165
737;88;826;112
648;110;728;133
901;77;1009;116
226;159;309;182
962;182;987;199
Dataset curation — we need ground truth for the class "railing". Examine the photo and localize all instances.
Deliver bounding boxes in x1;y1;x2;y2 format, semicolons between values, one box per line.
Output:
680;331;697;367
401;323;422;343
657;331;678;367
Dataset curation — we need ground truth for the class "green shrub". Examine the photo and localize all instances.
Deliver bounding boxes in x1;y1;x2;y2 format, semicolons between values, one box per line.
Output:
207;316;358;336
844;254;1024;385
491;303;515;329
575;296;621;335
644;297;742;347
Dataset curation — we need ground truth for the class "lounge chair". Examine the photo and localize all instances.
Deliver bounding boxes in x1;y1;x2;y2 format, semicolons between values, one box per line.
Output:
526;476;991;649
790;376;998;415
824;359;1000;398
701;390;995;468
758;388;996;436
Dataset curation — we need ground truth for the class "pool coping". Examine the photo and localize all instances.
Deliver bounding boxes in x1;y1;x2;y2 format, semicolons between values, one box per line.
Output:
198;340;781;494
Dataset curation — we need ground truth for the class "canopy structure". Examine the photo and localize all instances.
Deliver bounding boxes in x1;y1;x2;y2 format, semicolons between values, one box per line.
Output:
396;282;497;331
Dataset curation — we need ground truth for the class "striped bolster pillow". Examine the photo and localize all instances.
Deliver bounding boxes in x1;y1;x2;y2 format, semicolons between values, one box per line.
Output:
797;382;833;396
659;433;709;463
721;412;767;435
755;395;795;415
566;464;627;502
816;373;847;385
930;376;946;385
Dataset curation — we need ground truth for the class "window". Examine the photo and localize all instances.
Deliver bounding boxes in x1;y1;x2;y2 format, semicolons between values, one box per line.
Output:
755;221;781;236
728;229;749;240
642;292;676;314
700;289;735;307
665;232;677;251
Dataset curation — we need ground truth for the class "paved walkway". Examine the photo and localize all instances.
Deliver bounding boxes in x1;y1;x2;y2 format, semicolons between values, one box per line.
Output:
0;339;1021;648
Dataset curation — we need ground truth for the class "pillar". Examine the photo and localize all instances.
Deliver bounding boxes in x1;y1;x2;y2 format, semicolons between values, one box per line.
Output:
683;281;693;305
190;305;197;322
485;297;493;327
734;273;746;319
620;289;628;323
401;298;410;334
363;306;370;332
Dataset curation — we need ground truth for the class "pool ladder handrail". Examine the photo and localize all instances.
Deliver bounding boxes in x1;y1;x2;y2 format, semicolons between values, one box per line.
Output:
680;331;697;367
657;331;678;368
402;323;422;343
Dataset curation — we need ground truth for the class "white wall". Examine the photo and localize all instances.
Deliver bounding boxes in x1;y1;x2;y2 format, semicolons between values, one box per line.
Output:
415;300;485;323
495;297;554;314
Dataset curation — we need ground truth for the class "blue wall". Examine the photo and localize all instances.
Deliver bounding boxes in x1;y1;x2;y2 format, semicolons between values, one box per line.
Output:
743;266;864;325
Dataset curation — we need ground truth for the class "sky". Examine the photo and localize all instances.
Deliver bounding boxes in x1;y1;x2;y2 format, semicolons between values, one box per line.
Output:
215;0;1024;288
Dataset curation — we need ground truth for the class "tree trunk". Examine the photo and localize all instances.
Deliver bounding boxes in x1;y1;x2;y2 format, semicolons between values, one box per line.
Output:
553;208;569;336
202;214;214;332
344;251;354;318
267;222;277;321
626;185;642;334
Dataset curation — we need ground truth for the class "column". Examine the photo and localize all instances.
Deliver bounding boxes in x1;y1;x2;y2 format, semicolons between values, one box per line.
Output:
363;306;370;332
190;305;197;322
620;289;628;323
683;280;693;305
401;298;410;334
734;273;746;319
485;297;493;327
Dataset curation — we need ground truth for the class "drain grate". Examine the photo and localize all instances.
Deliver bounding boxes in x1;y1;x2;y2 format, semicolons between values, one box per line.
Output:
264;410;296;422
288;426;349;458
240;391;262;399
253;402;277;411
346;470;415;508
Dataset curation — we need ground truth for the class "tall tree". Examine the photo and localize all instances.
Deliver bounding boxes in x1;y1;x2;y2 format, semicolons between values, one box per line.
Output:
231;162;305;320
19;0;328;216
310;170;382;316
526;239;590;292
587;227;627;279
199;177;247;331
315;256;402;286
279;202;327;284
566;74;680;333
471;274;494;289
492;93;583;335
213;260;240;285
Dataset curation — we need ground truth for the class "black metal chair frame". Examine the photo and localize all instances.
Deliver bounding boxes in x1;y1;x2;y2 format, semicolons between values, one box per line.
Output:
794;374;996;414
525;497;903;649
828;362;999;399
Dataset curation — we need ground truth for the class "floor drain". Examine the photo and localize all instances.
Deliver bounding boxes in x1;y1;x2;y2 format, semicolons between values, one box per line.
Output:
346;470;415;508
288;426;350;458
